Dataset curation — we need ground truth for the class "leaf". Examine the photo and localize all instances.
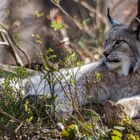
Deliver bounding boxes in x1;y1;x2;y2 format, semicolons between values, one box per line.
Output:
24;100;30;113
94;72;101;83
126;133;137;140
82;18;91;27
35;10;44;18
110;129;122;140
53;0;61;4
111;129;122;137
26;116;33;124
61;124;79;140
111;136;121;140
95;72;101;82
51;21;64;31
35;39;43;44
32;33;43;45
70;79;75;87
80;136;93;140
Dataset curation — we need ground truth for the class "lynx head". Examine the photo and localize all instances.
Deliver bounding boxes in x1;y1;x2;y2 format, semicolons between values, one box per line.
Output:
103;8;140;76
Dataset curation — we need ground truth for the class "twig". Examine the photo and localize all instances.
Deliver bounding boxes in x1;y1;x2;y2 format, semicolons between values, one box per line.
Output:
0;25;24;66
1;32;24;66
0;24;30;67
0;41;9;45
0;63;39;74
73;0;107;25
0;108;22;124
14;122;23;134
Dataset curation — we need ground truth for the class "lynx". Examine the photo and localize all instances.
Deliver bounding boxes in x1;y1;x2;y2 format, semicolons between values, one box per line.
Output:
1;7;138;125
21;9;140;124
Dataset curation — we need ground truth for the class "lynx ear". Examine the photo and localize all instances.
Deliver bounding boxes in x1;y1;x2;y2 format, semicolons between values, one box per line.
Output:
107;8;122;27
127;18;140;33
127;0;140;39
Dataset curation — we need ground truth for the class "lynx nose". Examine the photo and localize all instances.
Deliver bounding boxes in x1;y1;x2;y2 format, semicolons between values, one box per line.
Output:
103;51;109;57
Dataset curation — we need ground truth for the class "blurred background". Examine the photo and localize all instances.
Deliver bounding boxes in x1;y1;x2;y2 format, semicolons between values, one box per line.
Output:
0;0;137;68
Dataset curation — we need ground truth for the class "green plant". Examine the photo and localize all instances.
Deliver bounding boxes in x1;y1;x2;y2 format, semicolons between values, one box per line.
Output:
51;20;64;31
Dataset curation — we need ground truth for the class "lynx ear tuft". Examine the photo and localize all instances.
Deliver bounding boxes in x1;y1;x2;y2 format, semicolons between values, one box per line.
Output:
107;8;122;27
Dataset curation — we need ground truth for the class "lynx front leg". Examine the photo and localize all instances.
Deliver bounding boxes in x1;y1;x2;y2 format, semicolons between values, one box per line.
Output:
103;96;140;125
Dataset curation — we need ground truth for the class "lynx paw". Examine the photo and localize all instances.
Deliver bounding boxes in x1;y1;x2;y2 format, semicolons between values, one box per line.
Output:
103;100;131;126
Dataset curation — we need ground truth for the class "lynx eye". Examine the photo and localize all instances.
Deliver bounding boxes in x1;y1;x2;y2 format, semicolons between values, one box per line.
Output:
113;40;126;48
113;40;122;45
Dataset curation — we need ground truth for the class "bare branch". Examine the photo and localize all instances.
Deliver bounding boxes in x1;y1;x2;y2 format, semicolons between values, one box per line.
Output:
0;108;23;124
0;24;30;67
73;0;107;26
0;63;39;74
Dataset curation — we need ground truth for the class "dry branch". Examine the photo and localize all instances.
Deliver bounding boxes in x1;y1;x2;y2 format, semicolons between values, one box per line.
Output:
73;0;107;25
0;108;22;124
0;24;30;67
0;63;39;74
